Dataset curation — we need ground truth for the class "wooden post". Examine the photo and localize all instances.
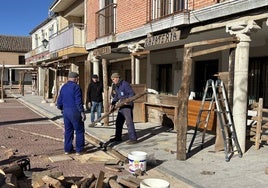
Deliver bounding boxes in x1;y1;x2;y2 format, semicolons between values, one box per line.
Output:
0;62;5;102
84;60;91;105
52;67;58;104
131;54;135;84
176;46;192;160
41;68;48;103
102;58;109;126
228;48;235;109
21;71;26;96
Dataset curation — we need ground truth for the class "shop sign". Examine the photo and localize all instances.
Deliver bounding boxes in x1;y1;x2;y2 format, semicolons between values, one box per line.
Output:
93;46;111;56
144;30;181;48
50;52;58;59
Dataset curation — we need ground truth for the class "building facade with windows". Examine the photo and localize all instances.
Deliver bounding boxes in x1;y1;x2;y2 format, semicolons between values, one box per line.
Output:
25;0;268;154
26;0;88;102
85;0;268;152
0;35;32;88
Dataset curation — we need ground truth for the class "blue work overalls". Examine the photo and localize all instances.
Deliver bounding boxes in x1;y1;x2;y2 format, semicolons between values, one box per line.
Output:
57;81;85;153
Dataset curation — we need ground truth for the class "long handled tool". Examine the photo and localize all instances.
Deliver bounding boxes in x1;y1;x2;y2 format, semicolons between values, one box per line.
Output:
88;90;151;127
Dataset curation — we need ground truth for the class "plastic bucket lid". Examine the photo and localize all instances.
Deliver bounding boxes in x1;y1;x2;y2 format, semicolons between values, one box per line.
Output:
140;178;170;188
128;151;147;159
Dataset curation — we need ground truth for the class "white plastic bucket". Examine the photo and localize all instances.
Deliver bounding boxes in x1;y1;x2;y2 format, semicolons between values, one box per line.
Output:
128;151;147;173
140;178;170;188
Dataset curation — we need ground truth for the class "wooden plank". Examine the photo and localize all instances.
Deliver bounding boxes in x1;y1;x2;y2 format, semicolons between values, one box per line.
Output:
42;175;62;188
118;178;139;188
95;170;105;188
131;84;147;102
132;50;150;56
185;37;237;47
255;98;263;150
126;176;142;185
109;179;123;188
188;100;216;131
133;103;145;122
191;43;237;57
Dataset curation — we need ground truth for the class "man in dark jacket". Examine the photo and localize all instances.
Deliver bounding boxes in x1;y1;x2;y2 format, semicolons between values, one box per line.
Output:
87;74;103;125
57;72;86;155
109;72;138;144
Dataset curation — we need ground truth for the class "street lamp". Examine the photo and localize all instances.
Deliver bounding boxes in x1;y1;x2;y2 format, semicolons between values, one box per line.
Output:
42;39;49;48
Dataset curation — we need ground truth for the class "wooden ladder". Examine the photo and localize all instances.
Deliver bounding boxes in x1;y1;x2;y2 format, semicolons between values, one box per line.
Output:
250;98;268;149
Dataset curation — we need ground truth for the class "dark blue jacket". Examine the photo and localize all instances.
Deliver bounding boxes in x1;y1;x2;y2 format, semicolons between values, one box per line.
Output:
57;81;84;112
87;81;103;102
112;80;135;107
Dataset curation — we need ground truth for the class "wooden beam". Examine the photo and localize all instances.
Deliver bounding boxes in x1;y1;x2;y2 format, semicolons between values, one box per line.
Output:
132;50;150;56
102;59;109;126
191;43;237;57
95;170;105;188
176;46;193;160
185;37;238;47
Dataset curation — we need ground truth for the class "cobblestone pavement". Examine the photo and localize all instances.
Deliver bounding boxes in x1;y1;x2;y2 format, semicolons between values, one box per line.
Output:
0;97;129;187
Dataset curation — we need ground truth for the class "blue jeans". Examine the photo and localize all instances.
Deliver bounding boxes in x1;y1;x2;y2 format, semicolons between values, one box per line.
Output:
91;101;102;123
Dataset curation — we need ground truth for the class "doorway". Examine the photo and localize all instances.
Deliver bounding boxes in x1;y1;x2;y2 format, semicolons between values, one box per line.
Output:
157;64;172;94
248;57;268;107
194;60;219;100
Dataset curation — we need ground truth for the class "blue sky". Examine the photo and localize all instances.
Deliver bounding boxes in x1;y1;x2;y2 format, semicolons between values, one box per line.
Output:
0;0;54;36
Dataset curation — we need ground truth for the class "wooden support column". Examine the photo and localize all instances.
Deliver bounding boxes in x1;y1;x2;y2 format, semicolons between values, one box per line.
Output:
0;62;5;103
20;71;25;96
52;67;58;104
131;55;135;84
228;48;235;109
41;68;48;103
102;58;109;126
84;60;91;104
176;46;192;160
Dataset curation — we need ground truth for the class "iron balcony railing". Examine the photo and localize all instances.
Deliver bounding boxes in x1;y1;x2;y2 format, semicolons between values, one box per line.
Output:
148;0;188;21
96;3;116;38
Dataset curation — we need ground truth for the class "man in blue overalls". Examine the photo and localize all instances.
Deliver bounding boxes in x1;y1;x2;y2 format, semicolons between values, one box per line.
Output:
57;72;86;155
109;72;138;144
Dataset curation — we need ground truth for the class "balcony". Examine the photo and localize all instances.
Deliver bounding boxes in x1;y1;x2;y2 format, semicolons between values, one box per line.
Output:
96;3;116;38
49;23;87;57
25;45;50;65
148;0;189;21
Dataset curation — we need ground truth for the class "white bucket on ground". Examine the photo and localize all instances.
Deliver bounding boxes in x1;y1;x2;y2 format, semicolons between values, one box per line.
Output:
140;178;170;188
128;151;147;173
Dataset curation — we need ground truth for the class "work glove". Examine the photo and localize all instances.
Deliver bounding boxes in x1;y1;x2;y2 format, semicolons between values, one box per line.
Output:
109;104;116;112
81;112;86;122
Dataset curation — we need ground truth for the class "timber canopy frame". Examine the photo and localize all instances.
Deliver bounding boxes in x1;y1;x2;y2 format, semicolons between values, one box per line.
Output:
176;36;239;160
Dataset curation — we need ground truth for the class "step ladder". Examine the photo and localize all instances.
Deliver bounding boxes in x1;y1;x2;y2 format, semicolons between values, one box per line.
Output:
188;79;243;161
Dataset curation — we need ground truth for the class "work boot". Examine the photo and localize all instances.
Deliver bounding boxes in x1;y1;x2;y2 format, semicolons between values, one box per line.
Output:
126;140;138;145
109;137;122;142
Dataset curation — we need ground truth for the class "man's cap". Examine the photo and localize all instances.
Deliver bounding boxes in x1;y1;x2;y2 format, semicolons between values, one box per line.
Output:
68;72;79;78
92;74;98;78
111;72;120;79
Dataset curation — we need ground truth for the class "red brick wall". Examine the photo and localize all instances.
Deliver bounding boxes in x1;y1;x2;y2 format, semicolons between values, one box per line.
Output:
86;0;218;43
116;0;147;33
86;1;99;42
